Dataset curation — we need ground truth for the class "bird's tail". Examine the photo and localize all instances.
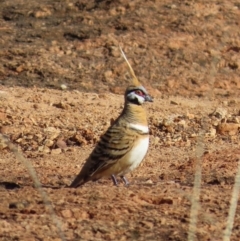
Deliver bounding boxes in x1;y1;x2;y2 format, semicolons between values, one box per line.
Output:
69;173;88;188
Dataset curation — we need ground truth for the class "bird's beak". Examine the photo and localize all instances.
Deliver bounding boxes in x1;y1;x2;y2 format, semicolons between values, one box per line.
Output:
145;94;153;102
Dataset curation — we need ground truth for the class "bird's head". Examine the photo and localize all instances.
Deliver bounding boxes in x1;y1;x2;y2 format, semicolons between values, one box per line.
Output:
120;46;153;105
125;85;153;105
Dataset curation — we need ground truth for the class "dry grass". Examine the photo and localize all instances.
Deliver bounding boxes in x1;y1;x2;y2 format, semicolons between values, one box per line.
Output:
0;134;66;241
223;159;240;241
187;134;204;241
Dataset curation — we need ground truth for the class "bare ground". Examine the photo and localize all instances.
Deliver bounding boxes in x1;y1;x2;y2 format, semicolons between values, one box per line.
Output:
0;0;240;240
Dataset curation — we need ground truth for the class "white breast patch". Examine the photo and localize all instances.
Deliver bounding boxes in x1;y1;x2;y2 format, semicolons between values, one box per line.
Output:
129;123;149;133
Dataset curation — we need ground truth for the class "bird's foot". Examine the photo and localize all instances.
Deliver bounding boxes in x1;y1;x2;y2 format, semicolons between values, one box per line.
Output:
111;175;130;186
111;175;119;186
121;176;130;186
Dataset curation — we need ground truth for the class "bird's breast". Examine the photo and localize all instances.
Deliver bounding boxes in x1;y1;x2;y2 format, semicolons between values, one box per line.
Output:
119;136;149;175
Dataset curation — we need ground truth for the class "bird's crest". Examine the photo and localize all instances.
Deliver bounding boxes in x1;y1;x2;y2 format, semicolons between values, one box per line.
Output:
119;46;140;87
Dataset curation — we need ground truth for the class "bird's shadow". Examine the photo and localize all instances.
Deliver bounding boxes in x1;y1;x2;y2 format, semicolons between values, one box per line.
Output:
0;181;69;190
0;181;21;190
41;184;68;189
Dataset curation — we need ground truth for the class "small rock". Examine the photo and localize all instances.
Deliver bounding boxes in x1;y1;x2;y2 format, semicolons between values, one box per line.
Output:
61;209;72;218
16;65;25;73
212;120;219;126
0;91;8;99
140;220;154;229
44;127;60;140
56;138;67;149
145;179;153;184
33;104;39;109
153;197;173;205
43;146;51;153
72;209;89;219
211;107;227;119
166;125;174;133
110;47;120;57
9;201;28;210
217;123;240;135
178;119;186;127
98;93;107;99
170;100;179;105
0;112;7;121
168;41;180;50
38;146;44;152
227;116;239;124
171;4;177;9
154;137;160;145
0;138;8;150
44;139;54;147
0;126;10;134
206;128;216;137
53;102;70;110
104;70;113;82
186;113;195;119
60;84;67;90
51;148;62;155
190;133;197;137
222;101;228;106
32;8;52;18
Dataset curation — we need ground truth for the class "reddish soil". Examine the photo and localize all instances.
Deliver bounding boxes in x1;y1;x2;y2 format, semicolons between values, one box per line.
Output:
0;0;240;240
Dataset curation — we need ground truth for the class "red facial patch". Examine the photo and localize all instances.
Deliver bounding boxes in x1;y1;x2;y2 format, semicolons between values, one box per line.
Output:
135;90;144;96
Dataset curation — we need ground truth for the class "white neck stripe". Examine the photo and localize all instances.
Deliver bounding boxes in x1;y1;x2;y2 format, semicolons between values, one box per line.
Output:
129;123;149;133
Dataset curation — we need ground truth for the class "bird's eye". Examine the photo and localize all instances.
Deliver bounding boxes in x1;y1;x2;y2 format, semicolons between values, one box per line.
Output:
135;90;144;96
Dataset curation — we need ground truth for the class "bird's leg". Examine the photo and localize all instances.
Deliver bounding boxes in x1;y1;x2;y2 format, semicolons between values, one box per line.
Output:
121;176;130;186
111;175;118;186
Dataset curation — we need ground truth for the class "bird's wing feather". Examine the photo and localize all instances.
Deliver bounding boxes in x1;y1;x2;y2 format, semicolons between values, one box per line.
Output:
87;123;137;175
70;123;137;187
